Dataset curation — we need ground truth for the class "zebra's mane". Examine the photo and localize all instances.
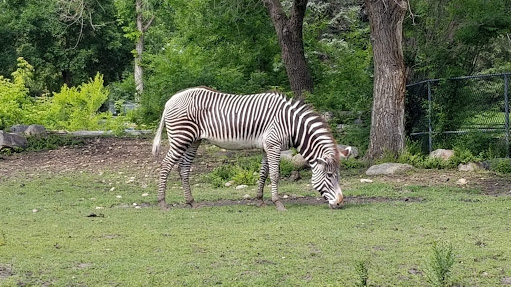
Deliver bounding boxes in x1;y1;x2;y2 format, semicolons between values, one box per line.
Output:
277;93;340;164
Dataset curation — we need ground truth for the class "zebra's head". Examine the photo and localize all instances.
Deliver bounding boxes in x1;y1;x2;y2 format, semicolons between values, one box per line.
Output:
311;154;343;209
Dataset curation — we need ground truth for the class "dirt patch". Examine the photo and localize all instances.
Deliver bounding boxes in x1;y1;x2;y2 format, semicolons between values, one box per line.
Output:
0;264;13;280
111;196;423;209
2;136;511;196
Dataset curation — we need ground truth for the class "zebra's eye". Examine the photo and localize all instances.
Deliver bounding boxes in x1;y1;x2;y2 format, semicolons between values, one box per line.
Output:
326;172;333;177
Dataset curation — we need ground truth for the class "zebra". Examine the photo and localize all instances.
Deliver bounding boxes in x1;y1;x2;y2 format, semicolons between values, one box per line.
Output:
152;87;343;211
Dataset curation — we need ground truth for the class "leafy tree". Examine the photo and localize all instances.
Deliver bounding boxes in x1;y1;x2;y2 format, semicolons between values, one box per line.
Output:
0;0;131;94
140;0;286;122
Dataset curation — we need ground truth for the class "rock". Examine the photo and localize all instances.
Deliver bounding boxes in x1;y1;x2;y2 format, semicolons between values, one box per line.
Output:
366;163;414;176
0;130;28;150
360;178;373;183
142;193;149;197
243;194;251;199
9;124;29;134
235;184;248;190
280;150;294;161
291;153;308;169
457;178;467;185
24;125;47;137
430;149;454;161
290;170;301;181
458;162;482;172
225;181;234;187
501;277;511;285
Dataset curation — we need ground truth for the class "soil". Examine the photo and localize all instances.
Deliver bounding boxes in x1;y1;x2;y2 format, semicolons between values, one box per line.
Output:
1;137;511;207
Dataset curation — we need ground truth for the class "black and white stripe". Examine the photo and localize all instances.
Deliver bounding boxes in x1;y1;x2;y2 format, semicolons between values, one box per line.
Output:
153;87;343;210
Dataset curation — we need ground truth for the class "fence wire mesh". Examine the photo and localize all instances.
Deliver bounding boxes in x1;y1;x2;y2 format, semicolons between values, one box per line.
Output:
406;73;511;157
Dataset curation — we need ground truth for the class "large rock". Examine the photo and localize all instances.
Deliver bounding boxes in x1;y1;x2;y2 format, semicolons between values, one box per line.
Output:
24;125;47;137
0;130;28;150
280;150;294;161
366;163;414;176
9;124;29;134
458;162;483;172
291;153;308;169
430;149;454;161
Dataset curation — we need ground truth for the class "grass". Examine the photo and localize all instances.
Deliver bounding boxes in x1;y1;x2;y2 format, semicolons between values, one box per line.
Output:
1;172;511;286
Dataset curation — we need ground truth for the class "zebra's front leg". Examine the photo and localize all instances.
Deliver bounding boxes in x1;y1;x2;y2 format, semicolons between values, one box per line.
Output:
267;148;286;211
178;140;201;208
256;153;269;207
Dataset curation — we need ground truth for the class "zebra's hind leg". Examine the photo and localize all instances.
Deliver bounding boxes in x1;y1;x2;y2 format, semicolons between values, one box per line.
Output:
267;147;286;211
178;140;201;208
256;153;269;207
157;149;181;210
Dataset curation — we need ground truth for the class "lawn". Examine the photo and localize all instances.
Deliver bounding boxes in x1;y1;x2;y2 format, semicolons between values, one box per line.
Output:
1;169;511;286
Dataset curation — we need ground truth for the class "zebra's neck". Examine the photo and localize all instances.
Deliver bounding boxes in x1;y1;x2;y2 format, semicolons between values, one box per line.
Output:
283;98;339;163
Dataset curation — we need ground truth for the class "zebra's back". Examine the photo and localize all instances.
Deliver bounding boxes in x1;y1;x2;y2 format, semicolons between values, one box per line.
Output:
167;87;287;150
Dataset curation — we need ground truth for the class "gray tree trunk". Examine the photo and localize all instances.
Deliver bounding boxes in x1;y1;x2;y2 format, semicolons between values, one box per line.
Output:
134;0;154;102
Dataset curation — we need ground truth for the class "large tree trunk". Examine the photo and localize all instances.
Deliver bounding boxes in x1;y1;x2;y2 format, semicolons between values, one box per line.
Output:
134;0;154;103
262;0;313;98
365;0;407;160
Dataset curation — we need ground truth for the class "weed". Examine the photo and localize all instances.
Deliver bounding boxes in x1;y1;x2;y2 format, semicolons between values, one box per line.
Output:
426;241;456;287
355;260;369;287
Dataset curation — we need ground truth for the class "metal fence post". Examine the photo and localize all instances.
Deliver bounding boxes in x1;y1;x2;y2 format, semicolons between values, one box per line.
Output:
427;80;433;154
505;74;510;158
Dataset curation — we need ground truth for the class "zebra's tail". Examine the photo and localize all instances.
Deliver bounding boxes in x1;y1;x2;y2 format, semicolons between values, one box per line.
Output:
152;109;166;156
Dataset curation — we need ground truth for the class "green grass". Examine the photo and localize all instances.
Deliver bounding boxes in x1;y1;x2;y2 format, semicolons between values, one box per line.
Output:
1;172;511;286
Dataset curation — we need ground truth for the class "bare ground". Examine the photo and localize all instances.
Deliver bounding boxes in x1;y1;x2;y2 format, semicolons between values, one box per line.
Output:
1;137;511;207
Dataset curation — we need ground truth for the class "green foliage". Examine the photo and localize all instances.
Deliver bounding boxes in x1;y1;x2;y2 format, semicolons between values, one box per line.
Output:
0;0;131;94
355;260;369;287
25;135;85;152
0;58;35;129
426;242;456;287
487;158;511;174
340;158;366;170
40;74;112;131
279;158;295;177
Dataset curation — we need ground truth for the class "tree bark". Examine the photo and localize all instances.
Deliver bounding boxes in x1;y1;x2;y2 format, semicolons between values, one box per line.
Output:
365;0;407;161
262;0;313;98
134;0;154;102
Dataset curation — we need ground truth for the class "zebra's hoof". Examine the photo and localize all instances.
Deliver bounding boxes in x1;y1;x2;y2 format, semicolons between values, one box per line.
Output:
158;201;170;211
187;201;199;209
274;201;287;212
256;200;266;207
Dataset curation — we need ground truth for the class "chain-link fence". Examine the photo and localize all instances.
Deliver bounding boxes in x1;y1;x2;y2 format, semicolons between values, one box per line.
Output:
406;73;511;157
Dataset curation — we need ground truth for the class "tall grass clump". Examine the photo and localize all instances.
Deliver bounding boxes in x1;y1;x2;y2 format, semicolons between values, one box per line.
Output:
426;241;456;287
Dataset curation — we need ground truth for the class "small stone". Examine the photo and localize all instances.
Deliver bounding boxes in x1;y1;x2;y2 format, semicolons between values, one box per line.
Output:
225;181;234;187
135;206;142;209
116;195;122;199
132;203;138;206
95;206;104;209
126;177;135;184
243;194;251;199
282;194;289;199
109;187;115;192
236;184;248;190
360;178;373;183
142;193;149;197
457;178;468;185
32;208;38;213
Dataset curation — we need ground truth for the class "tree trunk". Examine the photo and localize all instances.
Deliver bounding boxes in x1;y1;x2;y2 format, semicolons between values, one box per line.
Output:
365;0;407;161
134;0;144;102
262;0;313;98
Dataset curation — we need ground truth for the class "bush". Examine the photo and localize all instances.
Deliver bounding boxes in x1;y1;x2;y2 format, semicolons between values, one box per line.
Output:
40;73;111;131
0;58;35;130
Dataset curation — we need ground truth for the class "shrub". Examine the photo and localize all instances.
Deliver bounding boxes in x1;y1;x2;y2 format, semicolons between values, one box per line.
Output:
426;241;456;287
0;58;35;130
41;73;111;131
